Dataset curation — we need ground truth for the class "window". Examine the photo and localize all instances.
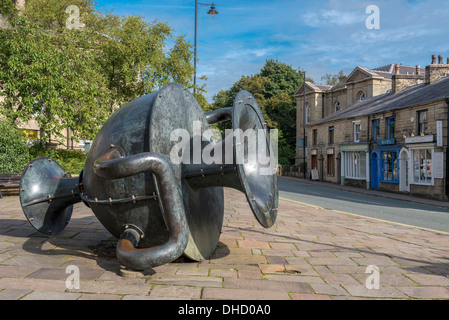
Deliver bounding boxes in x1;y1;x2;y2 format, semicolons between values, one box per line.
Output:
329;126;334;144
381;151;398;183
312;129;318;145
417;110;427;135
327;154;335;176
305;104;311;124
358;92;366;101
386;116;395;139
354;122;361;142
334;101;340;112
372;119;380;141
412;148;432;185
345;151;367;179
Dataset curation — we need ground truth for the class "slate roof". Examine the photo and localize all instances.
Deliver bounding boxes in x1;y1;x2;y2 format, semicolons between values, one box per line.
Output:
371;64;426;79
311;76;449;125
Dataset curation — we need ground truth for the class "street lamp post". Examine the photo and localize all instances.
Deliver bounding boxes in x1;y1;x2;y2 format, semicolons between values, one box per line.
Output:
303;70;306;179
194;1;218;94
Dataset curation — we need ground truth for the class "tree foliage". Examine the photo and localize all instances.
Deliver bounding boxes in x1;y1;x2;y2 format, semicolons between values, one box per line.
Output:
209;59;305;165
0;118;30;173
321;70;345;86
0;0;16;19
0;0;197;144
0;17;110;141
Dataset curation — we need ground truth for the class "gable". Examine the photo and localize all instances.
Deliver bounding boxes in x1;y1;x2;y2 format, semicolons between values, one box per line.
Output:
345;67;375;84
294;82;330;96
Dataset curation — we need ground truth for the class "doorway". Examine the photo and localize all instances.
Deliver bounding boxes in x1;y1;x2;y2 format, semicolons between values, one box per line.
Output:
370;151;379;190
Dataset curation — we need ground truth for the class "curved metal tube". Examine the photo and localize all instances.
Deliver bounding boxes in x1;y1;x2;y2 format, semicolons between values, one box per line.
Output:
94;152;189;270
205;107;233;124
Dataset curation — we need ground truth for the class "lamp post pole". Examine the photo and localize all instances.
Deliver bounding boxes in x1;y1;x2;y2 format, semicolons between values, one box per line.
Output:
194;1;218;95
303;70;306;179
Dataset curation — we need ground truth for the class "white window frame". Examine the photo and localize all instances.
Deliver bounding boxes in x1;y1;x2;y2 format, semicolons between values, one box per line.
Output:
353;121;361;142
344;151;367;180
409;146;434;186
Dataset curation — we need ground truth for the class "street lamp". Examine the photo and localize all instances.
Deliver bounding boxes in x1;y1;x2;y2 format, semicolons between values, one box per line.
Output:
302;69;306;179
194;1;219;94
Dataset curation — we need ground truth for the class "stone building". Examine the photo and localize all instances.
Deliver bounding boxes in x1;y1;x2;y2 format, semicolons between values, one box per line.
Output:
294;55;449;200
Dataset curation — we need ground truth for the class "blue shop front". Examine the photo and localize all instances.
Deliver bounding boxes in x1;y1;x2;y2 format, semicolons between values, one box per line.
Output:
370;138;401;191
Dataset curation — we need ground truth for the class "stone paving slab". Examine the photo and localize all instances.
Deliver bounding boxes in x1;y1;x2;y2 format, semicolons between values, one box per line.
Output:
1;187;449;300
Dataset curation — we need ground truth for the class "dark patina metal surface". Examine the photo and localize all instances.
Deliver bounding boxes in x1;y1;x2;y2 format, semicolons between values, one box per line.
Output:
18;83;278;271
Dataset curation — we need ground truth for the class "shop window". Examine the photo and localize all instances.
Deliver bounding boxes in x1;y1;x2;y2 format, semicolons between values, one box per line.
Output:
386;116;395;139
381;151;398;183
345;151;366;179
412;148;432;185
372;119;380;141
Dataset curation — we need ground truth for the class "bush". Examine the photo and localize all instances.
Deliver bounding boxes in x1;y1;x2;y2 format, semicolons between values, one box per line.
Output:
0;0;17;19
0;118;30;173
29;143;87;175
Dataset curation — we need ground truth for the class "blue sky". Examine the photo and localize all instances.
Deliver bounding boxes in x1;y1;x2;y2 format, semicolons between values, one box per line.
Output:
94;0;449;102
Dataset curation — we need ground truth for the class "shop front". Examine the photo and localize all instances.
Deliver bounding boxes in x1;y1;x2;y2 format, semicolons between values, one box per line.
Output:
370;141;402;191
400;135;446;198
340;142;370;189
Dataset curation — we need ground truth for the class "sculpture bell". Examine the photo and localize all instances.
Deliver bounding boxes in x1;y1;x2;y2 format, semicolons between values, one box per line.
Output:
18;83;278;271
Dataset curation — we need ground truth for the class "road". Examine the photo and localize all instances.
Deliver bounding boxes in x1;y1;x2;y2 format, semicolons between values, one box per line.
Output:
278;177;449;234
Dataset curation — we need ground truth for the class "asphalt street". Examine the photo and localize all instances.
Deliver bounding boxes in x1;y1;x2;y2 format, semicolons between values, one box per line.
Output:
278;177;449;234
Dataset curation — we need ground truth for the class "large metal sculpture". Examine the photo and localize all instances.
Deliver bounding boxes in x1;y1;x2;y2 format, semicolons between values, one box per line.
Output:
19;83;278;271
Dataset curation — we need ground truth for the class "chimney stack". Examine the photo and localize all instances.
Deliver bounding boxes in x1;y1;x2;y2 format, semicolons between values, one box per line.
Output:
392;63;424;93
447;57;449;65
426;54;449;84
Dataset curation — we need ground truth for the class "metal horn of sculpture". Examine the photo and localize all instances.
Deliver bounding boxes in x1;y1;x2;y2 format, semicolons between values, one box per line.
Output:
19;83;278;271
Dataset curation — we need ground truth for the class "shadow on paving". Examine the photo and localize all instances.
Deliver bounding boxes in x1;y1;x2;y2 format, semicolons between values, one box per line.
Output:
0;216;231;276
226;225;449;276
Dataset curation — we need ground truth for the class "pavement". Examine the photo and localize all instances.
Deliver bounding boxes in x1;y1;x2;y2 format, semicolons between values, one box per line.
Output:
1;185;449;300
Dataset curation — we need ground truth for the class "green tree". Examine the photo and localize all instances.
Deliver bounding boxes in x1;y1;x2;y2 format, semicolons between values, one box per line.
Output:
0;118;30;173
0;0;198;145
210;59;305;164
91;13;195;110
0;17;110;142
0;0;16;19
321;70;345;86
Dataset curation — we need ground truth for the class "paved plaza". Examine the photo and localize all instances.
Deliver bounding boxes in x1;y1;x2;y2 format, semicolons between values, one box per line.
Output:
1;188;449;300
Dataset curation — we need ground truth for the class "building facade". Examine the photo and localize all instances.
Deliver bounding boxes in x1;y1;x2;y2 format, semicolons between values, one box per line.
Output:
295;55;449;200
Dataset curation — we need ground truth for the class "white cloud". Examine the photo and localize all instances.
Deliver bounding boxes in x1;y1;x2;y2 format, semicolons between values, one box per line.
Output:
303;9;363;27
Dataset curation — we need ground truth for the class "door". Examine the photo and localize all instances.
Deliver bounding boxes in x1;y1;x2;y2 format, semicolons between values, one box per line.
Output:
370;151;379;190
